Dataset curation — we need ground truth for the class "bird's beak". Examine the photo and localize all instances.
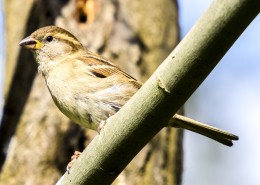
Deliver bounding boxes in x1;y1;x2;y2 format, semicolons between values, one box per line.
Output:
19;37;42;50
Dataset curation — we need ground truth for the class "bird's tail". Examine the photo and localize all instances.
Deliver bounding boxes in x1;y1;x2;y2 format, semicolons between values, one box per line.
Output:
168;114;239;146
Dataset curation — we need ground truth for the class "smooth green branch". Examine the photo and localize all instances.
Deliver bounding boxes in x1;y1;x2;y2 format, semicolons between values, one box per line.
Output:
59;0;259;184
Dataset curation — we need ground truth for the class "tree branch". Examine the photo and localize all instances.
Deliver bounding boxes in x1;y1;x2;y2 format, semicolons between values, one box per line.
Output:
59;0;259;184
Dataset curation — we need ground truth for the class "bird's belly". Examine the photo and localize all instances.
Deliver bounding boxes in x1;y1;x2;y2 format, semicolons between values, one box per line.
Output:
44;74;134;131
45;77;99;130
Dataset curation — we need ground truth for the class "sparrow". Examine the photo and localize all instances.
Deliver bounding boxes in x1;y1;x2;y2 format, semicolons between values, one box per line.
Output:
19;26;238;147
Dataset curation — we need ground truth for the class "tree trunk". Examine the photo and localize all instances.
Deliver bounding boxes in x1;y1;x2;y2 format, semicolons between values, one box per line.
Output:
0;0;182;184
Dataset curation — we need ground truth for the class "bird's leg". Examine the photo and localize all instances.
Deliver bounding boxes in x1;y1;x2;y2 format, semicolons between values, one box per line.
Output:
97;115;113;133
66;151;82;173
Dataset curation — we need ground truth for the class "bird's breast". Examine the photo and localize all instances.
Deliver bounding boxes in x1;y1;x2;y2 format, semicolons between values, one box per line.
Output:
43;71;99;130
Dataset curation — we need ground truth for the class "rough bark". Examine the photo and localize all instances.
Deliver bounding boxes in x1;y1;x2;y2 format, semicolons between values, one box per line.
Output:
0;0;181;184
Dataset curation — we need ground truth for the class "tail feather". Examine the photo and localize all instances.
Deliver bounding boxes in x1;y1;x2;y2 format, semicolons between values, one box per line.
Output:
168;114;239;146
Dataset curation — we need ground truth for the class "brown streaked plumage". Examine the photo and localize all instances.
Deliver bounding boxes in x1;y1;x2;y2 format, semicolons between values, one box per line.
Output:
19;26;238;146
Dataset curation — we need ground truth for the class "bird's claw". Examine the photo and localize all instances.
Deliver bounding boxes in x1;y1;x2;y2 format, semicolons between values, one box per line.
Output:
66;151;82;173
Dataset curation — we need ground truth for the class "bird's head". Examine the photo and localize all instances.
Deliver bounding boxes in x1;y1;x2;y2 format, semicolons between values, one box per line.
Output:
19;26;84;61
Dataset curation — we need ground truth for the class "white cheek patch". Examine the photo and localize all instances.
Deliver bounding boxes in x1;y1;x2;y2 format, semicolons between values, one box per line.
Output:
44;40;73;57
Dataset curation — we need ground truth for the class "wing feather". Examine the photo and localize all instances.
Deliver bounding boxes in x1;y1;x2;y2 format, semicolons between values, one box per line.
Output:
77;52;143;89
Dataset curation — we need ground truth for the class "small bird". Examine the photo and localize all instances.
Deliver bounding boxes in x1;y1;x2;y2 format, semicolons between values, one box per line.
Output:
19;26;238;147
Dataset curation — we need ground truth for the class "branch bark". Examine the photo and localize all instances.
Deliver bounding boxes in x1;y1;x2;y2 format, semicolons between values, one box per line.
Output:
59;0;260;184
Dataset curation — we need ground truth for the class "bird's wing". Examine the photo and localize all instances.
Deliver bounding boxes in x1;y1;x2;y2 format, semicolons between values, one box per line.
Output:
77;52;143;89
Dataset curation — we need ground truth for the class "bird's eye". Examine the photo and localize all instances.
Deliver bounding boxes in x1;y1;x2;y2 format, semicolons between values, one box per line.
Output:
46;36;53;42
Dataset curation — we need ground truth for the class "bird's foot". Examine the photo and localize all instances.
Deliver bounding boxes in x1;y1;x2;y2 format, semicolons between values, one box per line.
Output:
97;116;112;133
66;151;82;173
